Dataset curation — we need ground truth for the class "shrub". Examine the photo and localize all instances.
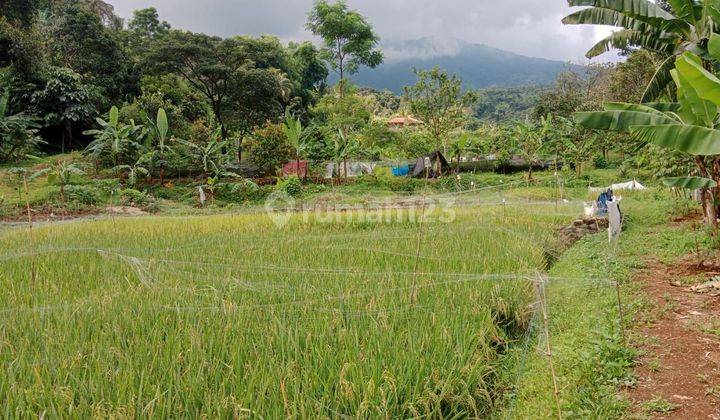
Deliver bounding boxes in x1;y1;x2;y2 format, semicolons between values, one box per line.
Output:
244;122;293;176
50;185;101;209
276;176;302;198
216;180;267;203
93;179;121;195
436;175;472;192
593;155;608;169
119;189;159;212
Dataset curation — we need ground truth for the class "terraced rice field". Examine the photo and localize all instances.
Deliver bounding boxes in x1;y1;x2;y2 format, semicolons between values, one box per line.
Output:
0;201;575;417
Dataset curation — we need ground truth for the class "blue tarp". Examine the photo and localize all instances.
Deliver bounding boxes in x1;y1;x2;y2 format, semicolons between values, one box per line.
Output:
392;165;410;176
596;190;614;216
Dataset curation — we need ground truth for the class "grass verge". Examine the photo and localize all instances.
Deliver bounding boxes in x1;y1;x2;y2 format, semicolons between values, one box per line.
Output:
500;192;686;419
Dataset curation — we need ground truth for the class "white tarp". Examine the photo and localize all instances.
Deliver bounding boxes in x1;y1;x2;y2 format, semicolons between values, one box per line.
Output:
590;180;647;193
325;162;377;179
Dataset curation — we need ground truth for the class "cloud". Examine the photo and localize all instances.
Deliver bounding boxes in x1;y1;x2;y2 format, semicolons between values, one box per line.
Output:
107;0;618;63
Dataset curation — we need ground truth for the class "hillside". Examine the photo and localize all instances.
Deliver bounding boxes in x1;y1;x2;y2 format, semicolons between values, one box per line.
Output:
334;37;585;93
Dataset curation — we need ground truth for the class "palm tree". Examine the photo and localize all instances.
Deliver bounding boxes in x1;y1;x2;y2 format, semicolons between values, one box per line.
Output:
562;0;720;101
574;51;720;226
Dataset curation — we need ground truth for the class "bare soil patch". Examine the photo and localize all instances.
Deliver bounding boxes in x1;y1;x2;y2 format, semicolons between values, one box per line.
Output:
0;205;101;223
628;256;720;419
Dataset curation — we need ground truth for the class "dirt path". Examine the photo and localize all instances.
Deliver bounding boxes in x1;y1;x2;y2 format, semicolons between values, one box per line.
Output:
628;256;720;419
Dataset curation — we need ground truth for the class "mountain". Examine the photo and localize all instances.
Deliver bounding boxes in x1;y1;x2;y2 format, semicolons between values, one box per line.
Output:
332;37;585;93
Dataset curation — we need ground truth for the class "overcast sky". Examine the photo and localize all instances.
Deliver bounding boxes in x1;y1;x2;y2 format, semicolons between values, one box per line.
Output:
107;0;616;64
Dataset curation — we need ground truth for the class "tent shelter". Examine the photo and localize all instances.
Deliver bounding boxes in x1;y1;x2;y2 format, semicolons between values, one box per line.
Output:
412;151;450;178
589;180;647;193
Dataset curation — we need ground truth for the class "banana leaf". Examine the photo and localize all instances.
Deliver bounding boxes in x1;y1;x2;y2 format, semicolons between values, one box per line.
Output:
675;52;720;107
631;124;720;155
708;33;720;62
663;176;717;189
574;110;678;132
567;0;676;22
642;55;677;103
674;60;718;127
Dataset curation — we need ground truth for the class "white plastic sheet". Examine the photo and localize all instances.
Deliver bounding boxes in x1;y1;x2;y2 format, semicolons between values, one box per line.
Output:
608;198;622;243
590;180;647;193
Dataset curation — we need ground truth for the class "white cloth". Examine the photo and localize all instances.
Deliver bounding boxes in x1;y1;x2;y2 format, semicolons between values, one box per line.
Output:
324;162;377;178
608;198;622;243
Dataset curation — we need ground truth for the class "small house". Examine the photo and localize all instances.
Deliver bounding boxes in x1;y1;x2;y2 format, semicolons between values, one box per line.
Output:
387;116;423;131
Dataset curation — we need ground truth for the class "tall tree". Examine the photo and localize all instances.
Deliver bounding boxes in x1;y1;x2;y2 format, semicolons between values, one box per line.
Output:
30;67;96;153
404;67;477;156
306;0;383;95
143;31;285;146
128;8;170;39
52;2;128;103
287;41;329;111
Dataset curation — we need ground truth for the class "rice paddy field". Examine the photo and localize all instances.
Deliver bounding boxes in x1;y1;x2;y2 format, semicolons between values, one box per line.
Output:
0;197;580;417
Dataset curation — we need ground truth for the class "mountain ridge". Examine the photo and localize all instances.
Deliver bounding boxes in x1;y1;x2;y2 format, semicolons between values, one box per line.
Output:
331;37;584;93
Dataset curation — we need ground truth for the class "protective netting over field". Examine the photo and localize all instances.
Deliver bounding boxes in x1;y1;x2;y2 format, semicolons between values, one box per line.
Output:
0;183;619;418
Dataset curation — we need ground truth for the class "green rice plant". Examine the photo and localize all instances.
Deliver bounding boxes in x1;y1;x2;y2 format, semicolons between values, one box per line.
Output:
0;202;568;417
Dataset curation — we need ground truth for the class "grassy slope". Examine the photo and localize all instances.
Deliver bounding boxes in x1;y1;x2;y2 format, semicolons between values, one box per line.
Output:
503;192;695;418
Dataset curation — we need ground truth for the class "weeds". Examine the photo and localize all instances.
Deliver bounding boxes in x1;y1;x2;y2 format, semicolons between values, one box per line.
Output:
642;397;679;414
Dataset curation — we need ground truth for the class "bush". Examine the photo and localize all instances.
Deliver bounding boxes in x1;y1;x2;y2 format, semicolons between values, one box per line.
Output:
216;180;268;203
350;172;425;193
276;176;303;198
244;122;293;176
435;175;472;192
56;185;101;207
119;189;159;212
593;155;608;169
93;179;121;195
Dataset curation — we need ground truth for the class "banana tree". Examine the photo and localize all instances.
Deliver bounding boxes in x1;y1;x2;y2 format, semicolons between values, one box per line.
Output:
575;51;720;226
84;106;146;170
513;120;546;181
146;108;174;184
283;111;308;180
449;134;473;175
562;0;720;101
0;89;43;162
31;159;87;208
113;153;153;188
177;129;229;178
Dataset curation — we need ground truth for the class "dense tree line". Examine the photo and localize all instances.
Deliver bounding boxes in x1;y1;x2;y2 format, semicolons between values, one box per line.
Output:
0;0;328;160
